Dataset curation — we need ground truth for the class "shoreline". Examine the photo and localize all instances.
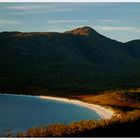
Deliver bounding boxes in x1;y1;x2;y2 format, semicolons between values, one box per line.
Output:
0;93;115;119
0;93;39;98
40;96;115;119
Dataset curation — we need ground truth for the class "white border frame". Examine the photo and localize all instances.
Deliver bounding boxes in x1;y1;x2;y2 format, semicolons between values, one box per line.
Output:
0;0;140;2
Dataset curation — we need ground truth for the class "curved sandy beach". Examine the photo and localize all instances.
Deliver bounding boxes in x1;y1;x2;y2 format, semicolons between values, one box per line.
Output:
40;96;115;119
0;93;115;119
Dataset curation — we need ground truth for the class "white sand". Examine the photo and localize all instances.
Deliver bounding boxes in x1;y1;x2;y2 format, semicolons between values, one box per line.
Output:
40;96;115;119
0;93;114;119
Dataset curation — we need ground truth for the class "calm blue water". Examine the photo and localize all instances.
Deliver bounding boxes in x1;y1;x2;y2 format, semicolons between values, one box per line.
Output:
0;94;101;135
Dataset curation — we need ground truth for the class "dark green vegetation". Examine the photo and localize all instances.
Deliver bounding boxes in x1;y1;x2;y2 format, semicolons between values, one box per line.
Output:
16;109;140;137
0;26;140;94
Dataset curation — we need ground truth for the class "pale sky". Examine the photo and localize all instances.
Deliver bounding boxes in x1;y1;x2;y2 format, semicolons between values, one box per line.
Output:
0;3;140;42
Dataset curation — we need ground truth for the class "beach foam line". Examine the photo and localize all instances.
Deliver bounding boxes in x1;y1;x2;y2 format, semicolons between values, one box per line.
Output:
0;93;38;98
40;96;115;119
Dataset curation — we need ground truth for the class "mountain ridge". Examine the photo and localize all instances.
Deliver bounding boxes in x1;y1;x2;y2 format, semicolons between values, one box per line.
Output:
0;26;139;93
65;26;100;36
0;26;138;43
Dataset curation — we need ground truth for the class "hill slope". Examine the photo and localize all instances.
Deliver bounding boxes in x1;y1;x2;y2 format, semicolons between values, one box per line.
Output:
0;26;140;94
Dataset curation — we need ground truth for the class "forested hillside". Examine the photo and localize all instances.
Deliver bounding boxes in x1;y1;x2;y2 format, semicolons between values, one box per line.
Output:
0;26;140;94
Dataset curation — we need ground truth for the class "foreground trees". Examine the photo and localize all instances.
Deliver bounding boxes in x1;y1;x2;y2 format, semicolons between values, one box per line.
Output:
17;109;140;137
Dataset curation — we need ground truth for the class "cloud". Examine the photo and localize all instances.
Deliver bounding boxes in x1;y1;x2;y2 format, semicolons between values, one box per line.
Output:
5;5;50;11
99;19;121;23
95;26;140;33
47;20;88;23
0;19;20;25
4;4;80;12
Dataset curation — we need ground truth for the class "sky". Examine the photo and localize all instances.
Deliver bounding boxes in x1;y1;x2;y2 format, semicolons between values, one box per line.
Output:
0;3;140;42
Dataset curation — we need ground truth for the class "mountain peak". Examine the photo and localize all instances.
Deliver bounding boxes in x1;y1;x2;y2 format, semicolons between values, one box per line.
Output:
65;26;99;36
